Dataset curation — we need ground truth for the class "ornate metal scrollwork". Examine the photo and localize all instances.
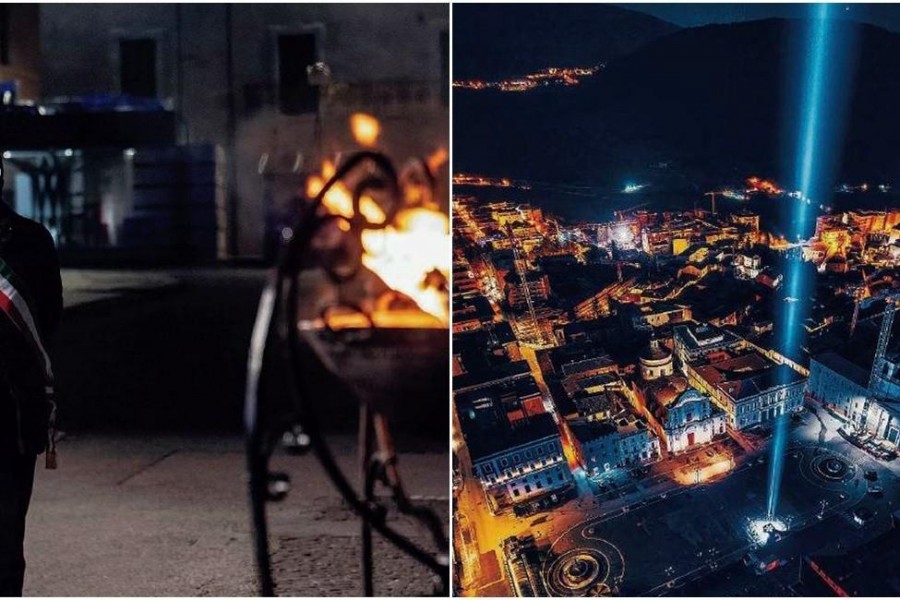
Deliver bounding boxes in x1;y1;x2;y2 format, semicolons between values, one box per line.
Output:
245;150;449;596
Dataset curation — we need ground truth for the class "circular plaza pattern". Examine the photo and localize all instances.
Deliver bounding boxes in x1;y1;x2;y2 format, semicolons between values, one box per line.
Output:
807;450;855;484
544;533;625;596
548;550;607;594
788;444;867;529
812;454;851;481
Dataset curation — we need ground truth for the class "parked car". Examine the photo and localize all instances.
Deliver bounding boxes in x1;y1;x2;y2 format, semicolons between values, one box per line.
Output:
853;506;874;526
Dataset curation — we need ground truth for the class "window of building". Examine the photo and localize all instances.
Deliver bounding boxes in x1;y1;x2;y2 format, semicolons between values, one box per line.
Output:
0;6;9;66
513;488;520;497
277;32;318;115
119;38;158;98
524;484;531;493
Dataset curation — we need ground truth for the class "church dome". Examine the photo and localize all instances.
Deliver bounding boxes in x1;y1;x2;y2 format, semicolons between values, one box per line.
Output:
640;339;674;381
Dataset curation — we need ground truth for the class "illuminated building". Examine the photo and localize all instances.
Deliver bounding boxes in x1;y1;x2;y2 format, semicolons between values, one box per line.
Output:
808;303;900;448
452;294;494;333
674;322;805;430
731;210;760;232
646;382;727;455
673;322;743;365
570;278;635;321
570;391;617;422
502;536;547;597
504;271;550;310
459;411;574;513
452;258;481;300
568;396;661;475
692;357;805;430
733;254;763;280
685;245;710;264
454;360;531;394
848;209;900;236
623;303;693;331
639;339;674;381
755;270;783;290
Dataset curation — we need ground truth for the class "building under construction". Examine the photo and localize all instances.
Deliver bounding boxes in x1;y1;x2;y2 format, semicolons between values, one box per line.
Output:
808;294;900;449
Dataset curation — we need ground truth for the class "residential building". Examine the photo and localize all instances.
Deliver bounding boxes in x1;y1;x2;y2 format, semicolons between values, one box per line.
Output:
461;412;573;513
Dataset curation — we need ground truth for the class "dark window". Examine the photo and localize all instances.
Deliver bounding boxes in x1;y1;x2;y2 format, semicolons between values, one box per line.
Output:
277;33;318;115
120;38;157;98
0;6;9;66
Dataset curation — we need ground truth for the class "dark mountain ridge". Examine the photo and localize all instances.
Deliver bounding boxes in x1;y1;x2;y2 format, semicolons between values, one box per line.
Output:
453;4;678;81
455;18;900;190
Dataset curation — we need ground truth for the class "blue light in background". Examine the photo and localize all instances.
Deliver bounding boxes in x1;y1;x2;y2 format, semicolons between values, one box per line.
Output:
767;3;848;520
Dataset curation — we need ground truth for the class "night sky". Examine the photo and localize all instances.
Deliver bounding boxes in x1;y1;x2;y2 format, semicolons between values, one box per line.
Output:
619;3;900;33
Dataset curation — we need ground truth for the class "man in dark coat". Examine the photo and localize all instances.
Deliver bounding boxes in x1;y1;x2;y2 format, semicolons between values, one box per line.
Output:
0;157;63;597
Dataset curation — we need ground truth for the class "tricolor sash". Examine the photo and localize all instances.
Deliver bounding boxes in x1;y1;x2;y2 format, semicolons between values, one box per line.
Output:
0;256;54;387
0;255;57;468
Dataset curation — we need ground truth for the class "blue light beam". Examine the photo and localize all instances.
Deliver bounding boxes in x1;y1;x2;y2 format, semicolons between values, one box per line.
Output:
767;3;853;519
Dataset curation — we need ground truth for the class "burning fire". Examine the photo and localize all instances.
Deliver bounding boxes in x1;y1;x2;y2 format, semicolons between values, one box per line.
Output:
427;148;449;174
349;113;381;147
746;177;783;195
361;208;449;323
305;162;387;225
305;114;449;324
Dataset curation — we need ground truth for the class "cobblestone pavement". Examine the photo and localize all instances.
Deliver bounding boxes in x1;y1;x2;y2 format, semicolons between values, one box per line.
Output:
26;435;447;596
24;268;448;596
270;499;448;597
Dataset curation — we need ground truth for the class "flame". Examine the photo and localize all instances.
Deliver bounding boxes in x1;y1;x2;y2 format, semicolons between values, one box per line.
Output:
305;132;449;324
306;168;386;225
746;176;783;195
350;113;381;147
362;208;449;323
427;147;448;173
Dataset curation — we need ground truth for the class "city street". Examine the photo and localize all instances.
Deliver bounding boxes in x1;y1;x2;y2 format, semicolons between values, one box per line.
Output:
26;268;448;596
455;405;900;596
454;429;750;596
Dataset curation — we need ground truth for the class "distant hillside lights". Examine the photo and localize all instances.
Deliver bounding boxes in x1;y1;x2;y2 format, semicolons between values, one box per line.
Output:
453;65;603;93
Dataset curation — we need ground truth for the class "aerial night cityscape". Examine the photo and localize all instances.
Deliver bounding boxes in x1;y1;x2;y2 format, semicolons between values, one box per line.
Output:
452;3;900;597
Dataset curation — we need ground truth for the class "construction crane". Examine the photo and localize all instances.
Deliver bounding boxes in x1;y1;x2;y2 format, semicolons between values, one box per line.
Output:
869;291;900;389
704;191;720;215
850;269;873;338
506;224;548;347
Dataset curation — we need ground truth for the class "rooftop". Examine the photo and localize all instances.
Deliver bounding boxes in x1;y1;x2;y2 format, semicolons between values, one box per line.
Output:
463;412;561;462
812;351;870;388
710;364;806;401
674;322;743;354
453;360;531;393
